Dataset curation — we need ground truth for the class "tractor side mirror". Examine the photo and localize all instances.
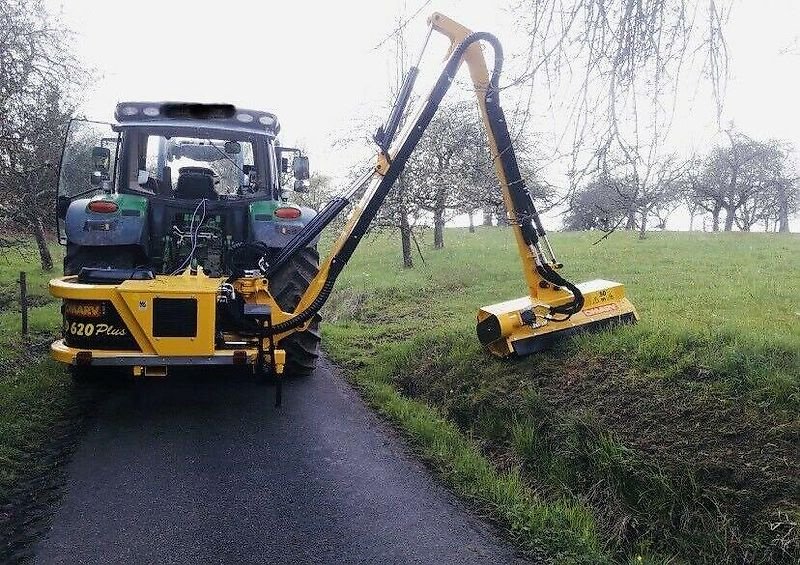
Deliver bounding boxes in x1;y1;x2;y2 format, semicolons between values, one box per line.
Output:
293;179;309;193
292;156;310;180
91;146;111;175
90;170;103;186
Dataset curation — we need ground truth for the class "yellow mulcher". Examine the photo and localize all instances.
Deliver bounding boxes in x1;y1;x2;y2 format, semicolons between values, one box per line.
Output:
50;13;638;403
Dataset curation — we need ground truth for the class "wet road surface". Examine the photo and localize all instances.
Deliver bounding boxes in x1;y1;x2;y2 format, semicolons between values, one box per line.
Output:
34;357;527;564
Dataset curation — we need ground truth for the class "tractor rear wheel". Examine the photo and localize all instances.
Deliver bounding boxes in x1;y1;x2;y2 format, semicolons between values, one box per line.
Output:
270;247;321;377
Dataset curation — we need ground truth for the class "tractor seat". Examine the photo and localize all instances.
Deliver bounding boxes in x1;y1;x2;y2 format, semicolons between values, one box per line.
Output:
175;172;218;200
179;166;216;177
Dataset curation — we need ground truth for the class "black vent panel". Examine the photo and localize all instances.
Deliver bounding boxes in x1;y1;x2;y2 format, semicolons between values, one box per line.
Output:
153;298;197;337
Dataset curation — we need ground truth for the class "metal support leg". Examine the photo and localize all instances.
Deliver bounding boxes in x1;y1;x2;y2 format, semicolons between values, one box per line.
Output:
266;315;281;407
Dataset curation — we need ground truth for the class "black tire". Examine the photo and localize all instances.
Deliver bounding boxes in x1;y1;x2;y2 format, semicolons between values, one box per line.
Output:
64;244;140;276
269;247;321;377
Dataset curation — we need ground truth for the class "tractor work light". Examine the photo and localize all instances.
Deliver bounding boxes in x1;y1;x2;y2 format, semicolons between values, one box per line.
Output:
87;201;119;213
236;113;254;123
274;207;301;220
143;106;160;116
120;105;139;116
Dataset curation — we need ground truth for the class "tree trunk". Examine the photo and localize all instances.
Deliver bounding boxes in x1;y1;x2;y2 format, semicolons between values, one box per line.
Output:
433;208;445;249
625;209;637;230
638;212;648;240
482;207;493;226
468;210;475;233
723;207;735;231
688;210;695;232
31;217;53;271
399;211;413;268
496;205;509;227
778;185;790;232
711;204;721;232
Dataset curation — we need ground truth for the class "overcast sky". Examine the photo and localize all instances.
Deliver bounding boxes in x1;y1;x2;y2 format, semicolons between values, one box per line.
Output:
50;0;800;229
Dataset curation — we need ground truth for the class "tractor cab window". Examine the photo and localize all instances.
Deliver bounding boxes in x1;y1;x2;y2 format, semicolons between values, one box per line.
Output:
135;133;257;199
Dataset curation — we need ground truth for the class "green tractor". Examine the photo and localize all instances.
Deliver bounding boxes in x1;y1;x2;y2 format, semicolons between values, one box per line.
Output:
56;102;321;376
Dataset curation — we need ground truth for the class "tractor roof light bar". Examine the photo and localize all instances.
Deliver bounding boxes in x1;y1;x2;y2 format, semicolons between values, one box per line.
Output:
114;102;281;136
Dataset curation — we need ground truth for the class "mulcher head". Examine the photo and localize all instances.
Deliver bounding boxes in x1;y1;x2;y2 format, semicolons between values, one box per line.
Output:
477;279;639;358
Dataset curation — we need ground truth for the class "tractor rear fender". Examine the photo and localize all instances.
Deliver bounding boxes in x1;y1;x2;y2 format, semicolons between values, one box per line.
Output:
64;193;149;248
249;202;319;248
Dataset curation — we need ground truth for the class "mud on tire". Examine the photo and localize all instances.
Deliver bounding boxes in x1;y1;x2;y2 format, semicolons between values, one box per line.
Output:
269;247;321;377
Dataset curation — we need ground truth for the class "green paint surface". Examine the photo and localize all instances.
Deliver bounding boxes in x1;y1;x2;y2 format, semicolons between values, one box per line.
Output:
249;200;279;220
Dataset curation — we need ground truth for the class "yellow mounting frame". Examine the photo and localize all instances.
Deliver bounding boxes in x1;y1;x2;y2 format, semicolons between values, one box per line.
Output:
49;268;287;374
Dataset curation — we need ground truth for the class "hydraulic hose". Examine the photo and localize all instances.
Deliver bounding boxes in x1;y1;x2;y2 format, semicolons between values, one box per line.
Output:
264;168;374;279
479;43;585;318
535;264;584;316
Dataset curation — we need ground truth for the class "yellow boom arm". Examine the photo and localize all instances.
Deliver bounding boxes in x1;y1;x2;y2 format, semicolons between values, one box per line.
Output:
270;13;638;357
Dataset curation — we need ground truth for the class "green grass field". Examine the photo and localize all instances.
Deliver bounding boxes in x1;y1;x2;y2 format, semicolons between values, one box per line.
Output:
322;228;799;563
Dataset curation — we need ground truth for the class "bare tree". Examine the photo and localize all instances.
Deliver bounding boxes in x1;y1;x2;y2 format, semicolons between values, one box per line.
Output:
602;152;688;239
564;178;630;231
505;1;730;203
0;86;75;270
402;100;478;248
295;172;335;210
691;130;794;232
0;0;87;269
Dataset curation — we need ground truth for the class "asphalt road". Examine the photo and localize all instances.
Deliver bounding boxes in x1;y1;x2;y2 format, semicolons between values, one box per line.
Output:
33;357;528;565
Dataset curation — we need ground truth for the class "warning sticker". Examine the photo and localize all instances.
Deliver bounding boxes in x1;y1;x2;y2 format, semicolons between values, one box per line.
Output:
583;303;619;317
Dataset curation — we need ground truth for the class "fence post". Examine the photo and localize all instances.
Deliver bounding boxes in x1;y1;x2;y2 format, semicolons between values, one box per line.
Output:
19;271;28;336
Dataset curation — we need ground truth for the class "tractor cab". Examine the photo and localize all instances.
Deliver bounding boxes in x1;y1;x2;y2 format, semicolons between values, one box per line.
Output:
56;102;315;277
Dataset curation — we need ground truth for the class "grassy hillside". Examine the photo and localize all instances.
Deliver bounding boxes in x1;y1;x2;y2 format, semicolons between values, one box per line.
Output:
322;228;799;563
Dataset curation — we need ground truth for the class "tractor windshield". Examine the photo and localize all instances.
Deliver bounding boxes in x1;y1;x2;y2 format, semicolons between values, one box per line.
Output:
133;133;258;198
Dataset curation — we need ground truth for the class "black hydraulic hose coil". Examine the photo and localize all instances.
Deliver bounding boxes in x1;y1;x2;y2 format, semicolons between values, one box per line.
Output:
268;260;341;335
536;264;585;316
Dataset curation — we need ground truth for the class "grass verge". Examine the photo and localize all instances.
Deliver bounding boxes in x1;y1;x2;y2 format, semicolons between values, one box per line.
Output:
347;351;610;563
323;229;799;563
0;245;92;561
